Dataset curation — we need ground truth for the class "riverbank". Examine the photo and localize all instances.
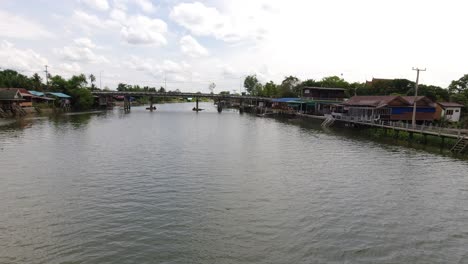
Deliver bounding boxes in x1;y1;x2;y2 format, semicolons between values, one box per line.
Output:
267;112;468;157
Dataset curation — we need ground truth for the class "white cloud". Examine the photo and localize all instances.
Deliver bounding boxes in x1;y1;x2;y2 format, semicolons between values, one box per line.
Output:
80;0;110;11
74;38;97;49
73;10;109;30
55;38;108;64
59;62;82;74
0;10;54;39
0;41;48;71
110;8;127;23
170;2;269;42
134;0;155;13
180;35;209;57
125;56;191;82
120;15;167;45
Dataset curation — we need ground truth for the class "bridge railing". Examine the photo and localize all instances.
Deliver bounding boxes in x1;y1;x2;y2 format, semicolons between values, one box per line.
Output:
91;91;273;101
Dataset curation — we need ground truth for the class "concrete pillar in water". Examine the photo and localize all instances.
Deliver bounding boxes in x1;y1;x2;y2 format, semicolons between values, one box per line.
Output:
217;99;222;113
124;96;129;111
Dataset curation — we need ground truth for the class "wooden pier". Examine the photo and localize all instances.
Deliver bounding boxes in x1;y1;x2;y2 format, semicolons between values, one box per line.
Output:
331;116;468;154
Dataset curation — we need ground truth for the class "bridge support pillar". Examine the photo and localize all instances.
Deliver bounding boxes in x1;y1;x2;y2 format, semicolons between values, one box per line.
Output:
217;99;222;113
124;96;131;112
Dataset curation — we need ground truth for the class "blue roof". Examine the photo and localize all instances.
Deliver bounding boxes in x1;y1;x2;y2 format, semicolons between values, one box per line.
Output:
47;92;71;98
29;90;45;96
271;97;300;103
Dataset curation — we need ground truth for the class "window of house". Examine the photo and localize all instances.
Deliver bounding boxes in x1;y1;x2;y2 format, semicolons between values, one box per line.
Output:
446;109;454;115
455;109;460;112
304;89;310;94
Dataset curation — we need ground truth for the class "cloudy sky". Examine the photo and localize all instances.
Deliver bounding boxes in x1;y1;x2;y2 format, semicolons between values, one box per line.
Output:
1;0;467;92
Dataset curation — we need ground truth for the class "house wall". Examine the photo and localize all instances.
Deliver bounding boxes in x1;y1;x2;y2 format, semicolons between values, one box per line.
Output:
442;107;461;122
390;107;435;121
434;104;443;120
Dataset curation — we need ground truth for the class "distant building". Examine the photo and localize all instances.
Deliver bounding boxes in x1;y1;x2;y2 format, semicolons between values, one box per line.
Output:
301;87;346;115
46;92;72;110
435;102;464;122
0;88;24;115
342;95;435;122
302;87;345;101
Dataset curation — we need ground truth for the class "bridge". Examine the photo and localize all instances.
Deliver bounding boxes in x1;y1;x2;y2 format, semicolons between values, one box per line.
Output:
91;91;272;112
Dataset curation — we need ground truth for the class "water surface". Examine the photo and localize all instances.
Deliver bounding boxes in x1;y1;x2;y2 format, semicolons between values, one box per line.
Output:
1;102;468;263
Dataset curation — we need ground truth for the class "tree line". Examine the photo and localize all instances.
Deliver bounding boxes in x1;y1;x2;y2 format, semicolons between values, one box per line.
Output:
0;69;97;110
243;74;468;109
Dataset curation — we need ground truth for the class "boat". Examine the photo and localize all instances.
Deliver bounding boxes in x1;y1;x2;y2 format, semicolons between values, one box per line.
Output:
192;107;204;111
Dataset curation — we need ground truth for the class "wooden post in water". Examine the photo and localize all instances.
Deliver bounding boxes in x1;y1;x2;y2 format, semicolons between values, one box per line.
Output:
239;98;244;113
196;97;199;111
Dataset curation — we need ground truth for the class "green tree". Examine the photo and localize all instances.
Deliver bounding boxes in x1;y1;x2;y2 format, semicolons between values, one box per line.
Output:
89;74;96;90
208;83;216;94
68;88;94;110
278;76;300;97
244;75;259;95
117;83;128;91
263;81;278;97
320;76;349;88
31;73;43;90
449;74;468;94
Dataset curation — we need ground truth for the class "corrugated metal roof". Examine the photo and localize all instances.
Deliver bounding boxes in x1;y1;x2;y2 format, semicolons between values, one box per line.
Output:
344;96;409;108
0;88;24;101
29;90;45;96
47;92;71;98
437;102;464;108
271;98;300;103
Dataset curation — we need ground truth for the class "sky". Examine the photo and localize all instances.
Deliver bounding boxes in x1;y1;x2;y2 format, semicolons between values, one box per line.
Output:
1;0;468;93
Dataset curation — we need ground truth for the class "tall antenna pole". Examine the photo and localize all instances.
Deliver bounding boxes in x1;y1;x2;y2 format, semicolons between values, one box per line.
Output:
44;65;49;90
411;67;426;128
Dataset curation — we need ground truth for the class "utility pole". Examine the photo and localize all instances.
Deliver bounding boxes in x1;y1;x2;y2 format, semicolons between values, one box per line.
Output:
99;71;102;90
44;65;49;90
411;67;426;128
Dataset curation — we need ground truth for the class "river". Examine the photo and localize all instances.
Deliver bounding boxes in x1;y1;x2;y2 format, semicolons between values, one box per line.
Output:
1;102;468;263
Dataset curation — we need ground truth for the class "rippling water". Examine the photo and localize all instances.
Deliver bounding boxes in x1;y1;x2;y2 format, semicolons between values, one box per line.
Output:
1;102;468;263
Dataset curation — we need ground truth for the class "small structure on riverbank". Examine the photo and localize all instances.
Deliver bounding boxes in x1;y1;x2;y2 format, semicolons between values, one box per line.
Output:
47;92;72;111
435;102;464;122
301;87;346;115
0;88;25;117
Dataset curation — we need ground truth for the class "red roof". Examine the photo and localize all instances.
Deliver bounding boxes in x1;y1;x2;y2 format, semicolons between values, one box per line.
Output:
344;96;409;108
437;102;464;108
401;96;435;107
